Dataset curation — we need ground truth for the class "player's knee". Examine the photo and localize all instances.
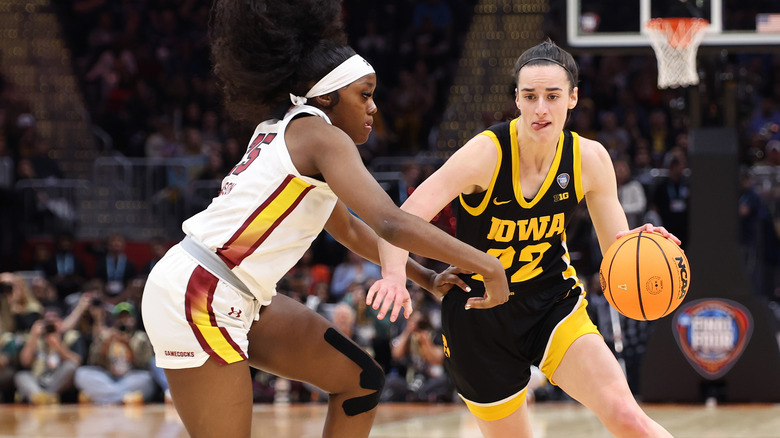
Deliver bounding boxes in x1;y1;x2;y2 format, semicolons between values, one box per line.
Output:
361;357;385;392
324;328;384;416
606;403;652;437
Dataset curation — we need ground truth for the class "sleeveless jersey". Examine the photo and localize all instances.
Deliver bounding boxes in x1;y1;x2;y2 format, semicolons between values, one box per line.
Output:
456;117;585;296
182;105;338;305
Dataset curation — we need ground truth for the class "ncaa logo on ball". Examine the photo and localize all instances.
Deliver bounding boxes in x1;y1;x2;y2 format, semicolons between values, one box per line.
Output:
645;276;663;295
674;256;689;300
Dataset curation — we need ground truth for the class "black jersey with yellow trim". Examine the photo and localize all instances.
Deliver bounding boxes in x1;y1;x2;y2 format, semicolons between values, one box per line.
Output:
456;117;584;296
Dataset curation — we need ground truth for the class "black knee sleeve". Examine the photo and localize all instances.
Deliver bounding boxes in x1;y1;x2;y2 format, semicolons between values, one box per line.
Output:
324;328;385;416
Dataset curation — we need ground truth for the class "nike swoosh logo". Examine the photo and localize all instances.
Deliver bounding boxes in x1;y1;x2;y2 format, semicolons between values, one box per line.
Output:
493;198;512;205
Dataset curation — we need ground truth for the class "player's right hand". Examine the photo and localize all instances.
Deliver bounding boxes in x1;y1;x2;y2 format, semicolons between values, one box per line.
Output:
367;275;413;322
464;270;510;310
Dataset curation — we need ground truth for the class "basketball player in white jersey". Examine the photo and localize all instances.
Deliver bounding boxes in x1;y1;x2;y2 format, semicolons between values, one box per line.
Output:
141;2;509;437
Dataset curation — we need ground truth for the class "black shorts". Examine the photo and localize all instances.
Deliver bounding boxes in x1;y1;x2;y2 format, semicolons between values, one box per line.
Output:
440;282;600;421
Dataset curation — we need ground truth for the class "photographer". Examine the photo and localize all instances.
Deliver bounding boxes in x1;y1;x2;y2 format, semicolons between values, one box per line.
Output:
1;273;45;403
74;302;155;405
0;279;18;402
61;281;104;335
14;308;85;404
382;309;454;403
0;272;44;333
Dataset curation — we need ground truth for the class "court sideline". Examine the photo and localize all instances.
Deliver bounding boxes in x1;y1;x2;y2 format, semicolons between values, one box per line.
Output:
0;401;779;437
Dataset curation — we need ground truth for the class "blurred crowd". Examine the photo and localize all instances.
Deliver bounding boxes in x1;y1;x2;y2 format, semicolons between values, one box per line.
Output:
0;0;779;406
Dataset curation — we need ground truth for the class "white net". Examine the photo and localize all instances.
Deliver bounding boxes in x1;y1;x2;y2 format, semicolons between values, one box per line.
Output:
646;18;709;89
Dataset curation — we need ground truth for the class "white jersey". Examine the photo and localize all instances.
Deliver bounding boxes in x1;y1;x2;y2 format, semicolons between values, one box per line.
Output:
182;105;338;305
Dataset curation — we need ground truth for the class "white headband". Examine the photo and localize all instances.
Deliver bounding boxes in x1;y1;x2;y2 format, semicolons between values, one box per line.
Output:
289;54;375;106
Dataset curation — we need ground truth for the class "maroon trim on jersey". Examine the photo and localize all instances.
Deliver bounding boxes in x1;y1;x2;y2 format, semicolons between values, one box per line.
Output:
185;265;247;364
216;174;315;268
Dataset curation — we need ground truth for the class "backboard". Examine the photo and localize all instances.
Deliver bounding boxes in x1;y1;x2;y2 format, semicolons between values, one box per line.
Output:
567;0;780;47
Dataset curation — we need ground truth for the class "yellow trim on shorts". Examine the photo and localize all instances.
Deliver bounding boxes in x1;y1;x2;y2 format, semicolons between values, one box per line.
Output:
460;387;528;421
539;294;601;385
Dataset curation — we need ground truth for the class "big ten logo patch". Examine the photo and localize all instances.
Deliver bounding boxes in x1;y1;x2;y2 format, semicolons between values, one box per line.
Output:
553;192;569;202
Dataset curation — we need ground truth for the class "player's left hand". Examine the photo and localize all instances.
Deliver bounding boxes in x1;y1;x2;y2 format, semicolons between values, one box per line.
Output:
367;276;413;322
429;265;472;300
617;223;681;246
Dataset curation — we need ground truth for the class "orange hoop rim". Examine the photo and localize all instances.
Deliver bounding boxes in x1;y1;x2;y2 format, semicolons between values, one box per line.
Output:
646;17;710;48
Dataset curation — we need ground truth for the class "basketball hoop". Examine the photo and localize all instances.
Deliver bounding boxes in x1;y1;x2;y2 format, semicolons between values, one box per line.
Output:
646;18;709;89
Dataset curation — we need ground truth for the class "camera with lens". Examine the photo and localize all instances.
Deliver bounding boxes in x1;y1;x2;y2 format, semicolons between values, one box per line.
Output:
0;282;13;295
45;323;57;334
91;297;102;307
116;323;129;333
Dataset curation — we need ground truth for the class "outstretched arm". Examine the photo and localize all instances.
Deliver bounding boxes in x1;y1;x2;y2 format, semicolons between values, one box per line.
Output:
324;201;469;321
368;134;506;313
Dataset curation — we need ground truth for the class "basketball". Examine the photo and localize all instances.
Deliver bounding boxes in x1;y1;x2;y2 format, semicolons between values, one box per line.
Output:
599;231;690;321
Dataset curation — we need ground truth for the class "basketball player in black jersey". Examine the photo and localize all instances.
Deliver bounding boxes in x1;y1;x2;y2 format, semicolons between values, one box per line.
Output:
369;41;680;437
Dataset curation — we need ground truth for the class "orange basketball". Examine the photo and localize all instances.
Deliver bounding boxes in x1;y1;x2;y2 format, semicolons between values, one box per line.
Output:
599;231;691;321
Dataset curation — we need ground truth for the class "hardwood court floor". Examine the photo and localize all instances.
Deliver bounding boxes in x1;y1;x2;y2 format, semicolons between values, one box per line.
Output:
1;401;779;437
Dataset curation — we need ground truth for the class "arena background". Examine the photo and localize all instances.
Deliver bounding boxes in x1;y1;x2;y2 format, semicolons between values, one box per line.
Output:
0;0;779;435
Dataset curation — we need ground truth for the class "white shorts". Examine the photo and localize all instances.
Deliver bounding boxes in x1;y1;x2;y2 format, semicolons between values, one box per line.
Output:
142;245;263;369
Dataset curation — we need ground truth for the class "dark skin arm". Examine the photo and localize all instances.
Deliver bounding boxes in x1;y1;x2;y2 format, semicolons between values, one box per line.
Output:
286;115;507;314
324;200;470;321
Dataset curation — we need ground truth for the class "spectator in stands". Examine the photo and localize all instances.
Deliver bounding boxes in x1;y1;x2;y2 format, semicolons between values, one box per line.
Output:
650;153;690;248
144;115;179;159
74;301;155;405
43;232;87;300
200;110;224;145
0;134;13;188
195;149;226;182
14;307;84;405
387;69;434;153
596;110;631;160
383;310;452;403
739;168;763;286
92;233;138;301
342;280;394;372
355;17;390;75
410;0;454;46
763;139;780;166
304;281;333;320
647;109;675;167
632;138;656;188
330;250;381;302
221;137;244;174
0;272;43;333
0;326;17;402
397;160;422;204
60;281;103;338
10;113;37;161
614;158;647;229
27;139;63;180
570;98;598;140
747;97;780;143
0;276;23;402
171;127;209;185
29;277;61;313
28;243;53;275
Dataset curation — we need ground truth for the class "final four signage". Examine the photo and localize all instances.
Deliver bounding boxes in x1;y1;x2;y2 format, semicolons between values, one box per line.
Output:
672;299;753;379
